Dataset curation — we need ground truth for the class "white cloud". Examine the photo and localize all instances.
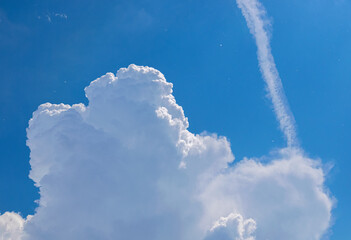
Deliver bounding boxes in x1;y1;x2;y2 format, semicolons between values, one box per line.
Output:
54;13;68;19
236;0;298;147
37;13;68;23
205;213;256;240
200;149;332;240
0;65;332;239
0;212;27;240
22;65;234;240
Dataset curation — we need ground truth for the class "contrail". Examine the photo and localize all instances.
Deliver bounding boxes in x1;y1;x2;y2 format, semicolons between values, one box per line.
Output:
236;0;299;147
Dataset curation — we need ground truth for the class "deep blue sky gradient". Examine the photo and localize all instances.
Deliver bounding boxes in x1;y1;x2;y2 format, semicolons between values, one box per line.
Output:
0;0;350;238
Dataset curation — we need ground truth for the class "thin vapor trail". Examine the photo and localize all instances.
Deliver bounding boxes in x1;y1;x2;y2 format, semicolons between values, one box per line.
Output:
236;0;298;147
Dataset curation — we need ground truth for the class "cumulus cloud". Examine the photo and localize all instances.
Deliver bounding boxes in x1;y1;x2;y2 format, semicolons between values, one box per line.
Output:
0;64;332;240
200;149;332;240
22;65;234;240
0;212;27;240
205;213;256;240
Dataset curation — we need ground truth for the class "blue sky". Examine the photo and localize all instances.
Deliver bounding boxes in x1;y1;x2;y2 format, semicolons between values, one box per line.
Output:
0;0;350;238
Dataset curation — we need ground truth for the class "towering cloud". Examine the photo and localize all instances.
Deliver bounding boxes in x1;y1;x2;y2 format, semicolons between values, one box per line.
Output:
0;65;332;240
22;65;236;240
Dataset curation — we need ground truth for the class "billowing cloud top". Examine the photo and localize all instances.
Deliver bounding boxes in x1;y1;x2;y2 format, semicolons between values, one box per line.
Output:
0;65;332;240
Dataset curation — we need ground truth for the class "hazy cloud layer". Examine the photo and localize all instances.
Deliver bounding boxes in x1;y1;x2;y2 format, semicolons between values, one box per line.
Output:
0;65;332;239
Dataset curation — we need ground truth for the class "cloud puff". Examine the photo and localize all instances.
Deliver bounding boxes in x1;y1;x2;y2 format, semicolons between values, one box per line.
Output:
0;65;332;239
0;212;27;240
205;213;256;240
200;149;332;240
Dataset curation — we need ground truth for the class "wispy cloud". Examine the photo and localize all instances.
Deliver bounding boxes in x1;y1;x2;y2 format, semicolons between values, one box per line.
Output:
236;0;298;148
54;13;68;19
37;12;68;23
